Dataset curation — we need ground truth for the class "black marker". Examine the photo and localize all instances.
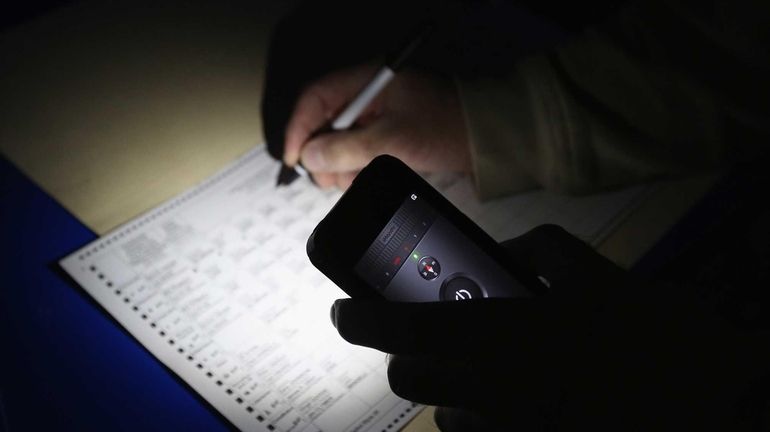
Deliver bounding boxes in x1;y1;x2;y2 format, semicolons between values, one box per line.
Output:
276;23;433;186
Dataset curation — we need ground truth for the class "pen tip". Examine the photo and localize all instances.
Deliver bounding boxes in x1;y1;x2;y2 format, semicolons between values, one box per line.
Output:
276;164;300;186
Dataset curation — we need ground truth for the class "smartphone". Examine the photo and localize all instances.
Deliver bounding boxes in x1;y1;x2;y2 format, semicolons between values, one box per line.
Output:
307;155;545;302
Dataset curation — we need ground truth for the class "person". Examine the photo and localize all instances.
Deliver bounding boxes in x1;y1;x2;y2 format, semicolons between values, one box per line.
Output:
332;224;770;431
261;0;770;429
266;0;769;196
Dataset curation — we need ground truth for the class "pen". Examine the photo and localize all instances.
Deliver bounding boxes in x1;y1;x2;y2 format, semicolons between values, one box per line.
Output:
276;23;433;186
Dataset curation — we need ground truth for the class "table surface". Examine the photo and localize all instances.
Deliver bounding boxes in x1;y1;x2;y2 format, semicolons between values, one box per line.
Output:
0;2;718;431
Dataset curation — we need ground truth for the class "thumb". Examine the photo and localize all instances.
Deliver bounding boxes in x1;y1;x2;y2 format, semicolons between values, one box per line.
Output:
300;122;392;173
501;224;630;299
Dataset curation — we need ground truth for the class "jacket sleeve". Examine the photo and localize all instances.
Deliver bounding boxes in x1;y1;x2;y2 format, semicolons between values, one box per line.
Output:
457;0;769;199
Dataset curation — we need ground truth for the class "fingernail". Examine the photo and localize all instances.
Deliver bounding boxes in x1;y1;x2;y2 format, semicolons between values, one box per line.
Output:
301;142;326;171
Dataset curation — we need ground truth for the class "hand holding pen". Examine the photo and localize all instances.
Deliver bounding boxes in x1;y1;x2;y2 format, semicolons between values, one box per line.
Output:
277;24;472;189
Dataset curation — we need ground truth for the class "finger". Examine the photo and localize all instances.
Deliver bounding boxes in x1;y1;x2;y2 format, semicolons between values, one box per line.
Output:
331;297;547;356
388;355;551;412
387;355;482;408
434;407;500;432
335;171;358;190
433;407;542;432
311;172;337;189
284;87;329;167
501;224;628;297
284;65;381;167
299;126;383;173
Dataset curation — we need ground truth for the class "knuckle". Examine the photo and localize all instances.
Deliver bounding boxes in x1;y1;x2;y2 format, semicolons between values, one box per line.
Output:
300;82;325;100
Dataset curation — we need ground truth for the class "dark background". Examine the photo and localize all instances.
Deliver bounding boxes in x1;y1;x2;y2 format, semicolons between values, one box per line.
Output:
1;1;74;31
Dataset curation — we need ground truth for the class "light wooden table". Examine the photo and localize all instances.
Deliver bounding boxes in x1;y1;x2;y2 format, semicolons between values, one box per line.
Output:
0;2;715;430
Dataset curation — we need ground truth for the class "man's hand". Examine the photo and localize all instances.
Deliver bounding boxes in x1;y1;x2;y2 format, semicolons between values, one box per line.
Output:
284;64;471;189
330;225;770;431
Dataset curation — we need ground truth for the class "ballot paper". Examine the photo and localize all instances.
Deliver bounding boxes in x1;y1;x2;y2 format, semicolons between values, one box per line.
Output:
59;145;648;432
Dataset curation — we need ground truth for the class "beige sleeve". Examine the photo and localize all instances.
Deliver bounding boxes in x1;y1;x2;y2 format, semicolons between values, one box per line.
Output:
456;2;732;199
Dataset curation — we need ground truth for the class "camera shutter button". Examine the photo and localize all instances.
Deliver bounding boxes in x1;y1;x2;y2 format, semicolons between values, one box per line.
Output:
440;275;484;301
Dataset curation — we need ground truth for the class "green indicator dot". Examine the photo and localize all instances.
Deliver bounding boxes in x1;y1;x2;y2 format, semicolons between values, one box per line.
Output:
412;253;419;260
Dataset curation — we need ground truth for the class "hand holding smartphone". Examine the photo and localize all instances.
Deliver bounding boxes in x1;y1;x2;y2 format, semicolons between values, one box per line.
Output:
307;155;546;302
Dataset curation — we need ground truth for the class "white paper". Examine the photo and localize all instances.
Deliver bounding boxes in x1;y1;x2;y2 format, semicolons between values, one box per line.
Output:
59;145;648;431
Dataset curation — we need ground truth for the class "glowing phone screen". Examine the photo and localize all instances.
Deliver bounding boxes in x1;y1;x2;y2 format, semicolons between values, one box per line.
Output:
354;193;529;302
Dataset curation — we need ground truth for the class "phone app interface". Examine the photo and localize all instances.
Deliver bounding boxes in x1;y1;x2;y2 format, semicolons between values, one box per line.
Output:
354;194;530;302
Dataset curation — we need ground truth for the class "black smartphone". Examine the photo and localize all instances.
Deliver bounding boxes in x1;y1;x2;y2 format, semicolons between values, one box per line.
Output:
306;155;545;302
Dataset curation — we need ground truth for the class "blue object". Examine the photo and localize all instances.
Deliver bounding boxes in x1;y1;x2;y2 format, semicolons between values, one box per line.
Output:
0;155;232;431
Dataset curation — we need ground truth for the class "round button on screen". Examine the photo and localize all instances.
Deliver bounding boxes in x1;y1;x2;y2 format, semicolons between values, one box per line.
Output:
440;275;484;301
417;256;441;280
